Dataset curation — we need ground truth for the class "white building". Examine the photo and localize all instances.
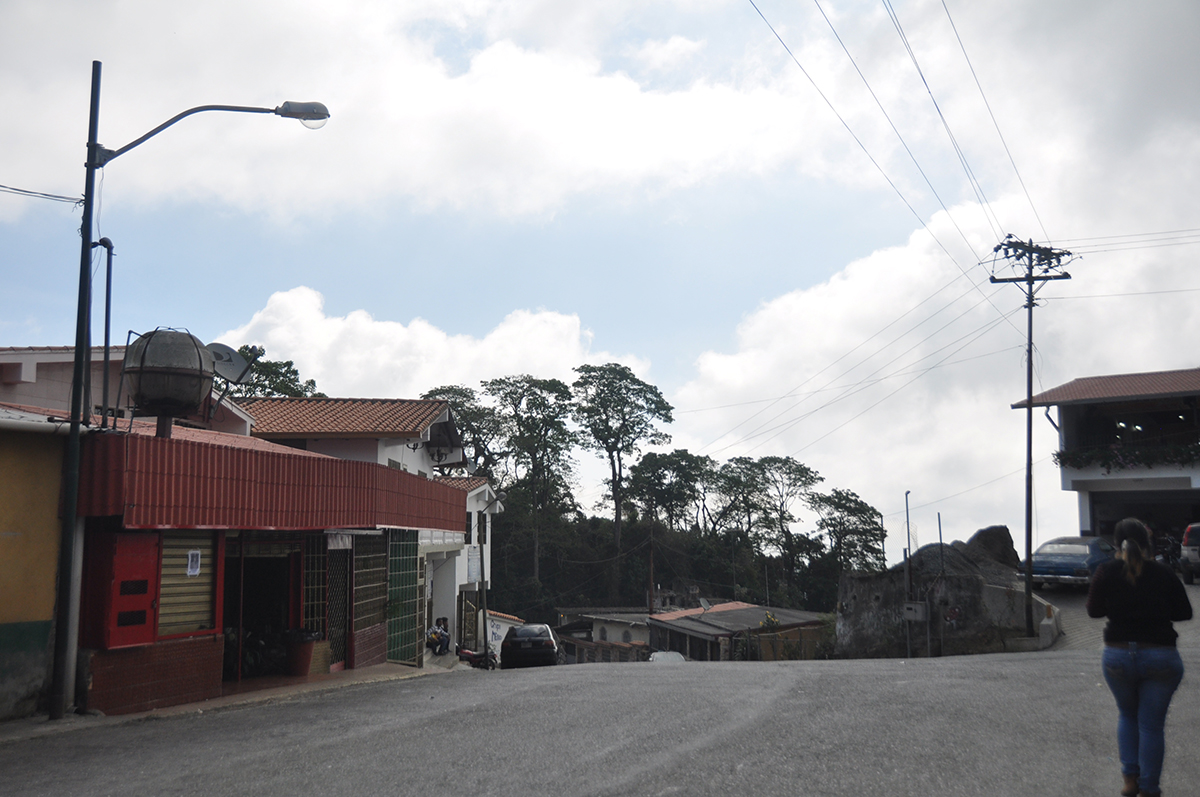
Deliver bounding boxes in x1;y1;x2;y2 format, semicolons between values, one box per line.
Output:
1020;366;1200;538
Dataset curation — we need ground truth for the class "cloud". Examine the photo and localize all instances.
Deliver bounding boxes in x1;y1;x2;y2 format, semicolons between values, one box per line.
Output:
218;286;651;397
630;36;707;72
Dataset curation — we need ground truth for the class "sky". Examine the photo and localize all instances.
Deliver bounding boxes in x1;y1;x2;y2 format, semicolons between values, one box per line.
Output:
4;0;1200;564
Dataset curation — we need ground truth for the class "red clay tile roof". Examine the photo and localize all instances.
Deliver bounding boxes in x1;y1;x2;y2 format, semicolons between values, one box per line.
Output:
128;419;332;457
486;610;525;623
237;397;449;439
0;401;330;457
1016;366;1200;408
435;475;491;492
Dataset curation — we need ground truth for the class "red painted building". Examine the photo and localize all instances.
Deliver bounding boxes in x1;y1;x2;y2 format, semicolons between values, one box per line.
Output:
73;426;466;715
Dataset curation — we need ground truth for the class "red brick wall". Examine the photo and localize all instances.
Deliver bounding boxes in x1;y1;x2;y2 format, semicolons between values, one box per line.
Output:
83;635;223;715
351;623;386;668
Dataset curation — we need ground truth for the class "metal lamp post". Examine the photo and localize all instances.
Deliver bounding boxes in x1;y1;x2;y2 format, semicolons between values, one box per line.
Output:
49;60;328;719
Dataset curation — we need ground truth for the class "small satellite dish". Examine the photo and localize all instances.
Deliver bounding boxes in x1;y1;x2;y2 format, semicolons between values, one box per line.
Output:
207;342;252;384
699;598;712;611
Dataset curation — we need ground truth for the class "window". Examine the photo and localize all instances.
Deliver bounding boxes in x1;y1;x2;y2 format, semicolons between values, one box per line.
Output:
599;626;608;642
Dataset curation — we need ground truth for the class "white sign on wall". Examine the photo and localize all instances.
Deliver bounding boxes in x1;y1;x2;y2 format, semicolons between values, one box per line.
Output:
187;550;201;577
467;544;481;584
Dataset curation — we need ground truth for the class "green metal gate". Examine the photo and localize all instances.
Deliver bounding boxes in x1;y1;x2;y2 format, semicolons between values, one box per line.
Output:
386;529;421;664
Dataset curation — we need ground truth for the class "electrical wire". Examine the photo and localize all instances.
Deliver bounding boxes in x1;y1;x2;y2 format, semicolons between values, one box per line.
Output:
937;0;1050;245
0;183;80;204
812;0;992;257
878;0;1003;244
788;307;1020;457
710;283;1016;456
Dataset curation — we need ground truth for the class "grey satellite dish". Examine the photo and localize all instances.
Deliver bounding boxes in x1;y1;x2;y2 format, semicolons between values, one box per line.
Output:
207;342;252;384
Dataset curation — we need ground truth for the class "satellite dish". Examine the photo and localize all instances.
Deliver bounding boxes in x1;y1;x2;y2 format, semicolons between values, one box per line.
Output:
207;342;252;384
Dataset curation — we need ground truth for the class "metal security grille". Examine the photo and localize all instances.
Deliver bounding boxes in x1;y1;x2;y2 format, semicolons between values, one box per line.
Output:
386;529;419;664
353;535;387;632
302;534;327;639
457;590;479;650
327;548;350;666
158;530;216;636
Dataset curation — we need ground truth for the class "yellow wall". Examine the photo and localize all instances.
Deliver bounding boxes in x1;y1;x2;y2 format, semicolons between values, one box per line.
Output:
0;430;64;624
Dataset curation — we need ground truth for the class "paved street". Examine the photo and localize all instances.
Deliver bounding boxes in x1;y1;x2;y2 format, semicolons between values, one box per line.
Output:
3;585;1199;797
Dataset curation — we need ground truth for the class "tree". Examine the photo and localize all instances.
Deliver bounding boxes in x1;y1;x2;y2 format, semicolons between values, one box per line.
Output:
420;384;505;479
228;345;324;398
483;375;578;583
571;363;673;555
807;488;886;573
627;449;714;532
757;455;823;602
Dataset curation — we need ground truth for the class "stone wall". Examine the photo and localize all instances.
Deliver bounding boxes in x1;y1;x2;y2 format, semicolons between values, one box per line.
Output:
835;526;1058;658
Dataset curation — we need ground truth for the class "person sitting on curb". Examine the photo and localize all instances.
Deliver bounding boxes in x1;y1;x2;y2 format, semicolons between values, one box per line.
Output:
427;621;450;655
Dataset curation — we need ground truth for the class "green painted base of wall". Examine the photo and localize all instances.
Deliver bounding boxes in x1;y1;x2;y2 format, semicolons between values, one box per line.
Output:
0;621;52;720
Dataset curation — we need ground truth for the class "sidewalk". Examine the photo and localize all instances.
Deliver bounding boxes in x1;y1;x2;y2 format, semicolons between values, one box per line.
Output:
0;658;453;746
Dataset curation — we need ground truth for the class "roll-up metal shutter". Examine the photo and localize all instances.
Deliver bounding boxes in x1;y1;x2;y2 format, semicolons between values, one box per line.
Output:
158;530;216;636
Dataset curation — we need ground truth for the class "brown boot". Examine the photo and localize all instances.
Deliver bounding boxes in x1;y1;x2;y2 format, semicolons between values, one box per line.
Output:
1120;774;1138;797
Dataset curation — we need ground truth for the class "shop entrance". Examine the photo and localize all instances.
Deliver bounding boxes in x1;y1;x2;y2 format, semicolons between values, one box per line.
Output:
223;536;302;680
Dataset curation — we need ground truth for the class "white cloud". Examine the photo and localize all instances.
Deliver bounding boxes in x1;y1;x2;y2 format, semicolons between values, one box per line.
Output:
631;36;707;72
218;286;651;397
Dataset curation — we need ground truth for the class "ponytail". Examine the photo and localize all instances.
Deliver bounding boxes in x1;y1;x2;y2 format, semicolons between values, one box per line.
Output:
1113;517;1151;585
1121;538;1145;585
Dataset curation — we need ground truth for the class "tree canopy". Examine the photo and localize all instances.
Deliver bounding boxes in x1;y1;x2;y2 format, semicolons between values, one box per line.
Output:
228;345;324;398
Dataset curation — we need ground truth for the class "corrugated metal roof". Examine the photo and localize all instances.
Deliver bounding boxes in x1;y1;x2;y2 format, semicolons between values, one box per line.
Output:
238;396;449;439
1016;366;1200;408
79;432;466;532
648;603;825;639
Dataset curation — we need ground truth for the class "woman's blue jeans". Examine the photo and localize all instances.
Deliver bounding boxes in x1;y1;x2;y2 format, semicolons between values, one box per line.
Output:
1101;644;1184;794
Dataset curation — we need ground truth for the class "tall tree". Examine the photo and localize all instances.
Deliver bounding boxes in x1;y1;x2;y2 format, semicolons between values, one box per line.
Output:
571;363;673;555
229;345;324;398
807;488;886;573
420;384;505;479
757;455;823;601
483;375;578;582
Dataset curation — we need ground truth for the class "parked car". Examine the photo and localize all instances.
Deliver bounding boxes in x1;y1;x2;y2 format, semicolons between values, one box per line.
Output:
648;650;686;663
1180;523;1200;585
499;624;560;669
1031;536;1116;589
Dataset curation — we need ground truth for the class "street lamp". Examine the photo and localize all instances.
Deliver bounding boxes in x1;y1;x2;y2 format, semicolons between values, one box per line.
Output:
49;60;328;719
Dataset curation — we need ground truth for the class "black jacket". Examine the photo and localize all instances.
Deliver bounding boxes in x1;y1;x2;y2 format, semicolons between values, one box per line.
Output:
1086;559;1192;646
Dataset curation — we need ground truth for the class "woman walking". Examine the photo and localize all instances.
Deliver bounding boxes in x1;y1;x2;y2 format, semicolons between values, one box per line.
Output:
1087;518;1192;796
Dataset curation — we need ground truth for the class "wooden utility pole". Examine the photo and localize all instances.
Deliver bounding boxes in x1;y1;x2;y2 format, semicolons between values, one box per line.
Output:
989;235;1073;637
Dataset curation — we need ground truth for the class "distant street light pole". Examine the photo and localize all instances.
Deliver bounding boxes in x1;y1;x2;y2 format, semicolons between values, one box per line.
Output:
50;60;328;720
989;235;1072;638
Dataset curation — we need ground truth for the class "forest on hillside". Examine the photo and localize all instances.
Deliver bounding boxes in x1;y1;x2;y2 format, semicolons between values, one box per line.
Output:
423;363;888;624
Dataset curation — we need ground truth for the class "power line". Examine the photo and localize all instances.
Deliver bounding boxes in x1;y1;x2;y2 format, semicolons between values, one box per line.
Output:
0;183;80;204
880;0;1003;243
938;0;1050;244
812;0;992;257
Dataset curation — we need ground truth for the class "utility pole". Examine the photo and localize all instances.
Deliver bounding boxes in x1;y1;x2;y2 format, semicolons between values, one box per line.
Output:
989;235;1073;637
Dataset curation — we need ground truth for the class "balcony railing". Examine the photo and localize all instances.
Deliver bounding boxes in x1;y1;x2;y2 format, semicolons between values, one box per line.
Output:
1054;442;1200;473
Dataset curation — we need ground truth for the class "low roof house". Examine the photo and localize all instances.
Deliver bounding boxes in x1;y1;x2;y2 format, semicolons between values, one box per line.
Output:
648;602;825;661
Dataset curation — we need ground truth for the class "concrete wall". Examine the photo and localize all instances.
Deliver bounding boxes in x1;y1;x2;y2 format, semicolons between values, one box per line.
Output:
0;430;64;719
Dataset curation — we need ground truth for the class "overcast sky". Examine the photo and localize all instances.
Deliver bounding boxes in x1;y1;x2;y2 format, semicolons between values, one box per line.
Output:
4;0;1199;562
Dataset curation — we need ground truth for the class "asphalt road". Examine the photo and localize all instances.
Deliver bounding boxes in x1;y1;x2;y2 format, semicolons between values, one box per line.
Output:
4;586;1199;797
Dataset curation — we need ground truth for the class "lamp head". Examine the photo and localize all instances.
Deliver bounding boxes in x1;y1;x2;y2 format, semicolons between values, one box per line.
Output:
275;101;330;129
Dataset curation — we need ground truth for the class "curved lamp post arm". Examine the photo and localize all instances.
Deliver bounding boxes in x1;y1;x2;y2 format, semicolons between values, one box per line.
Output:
94;101;330;166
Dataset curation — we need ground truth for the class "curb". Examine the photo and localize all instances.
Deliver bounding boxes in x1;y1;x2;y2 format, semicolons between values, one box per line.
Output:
0;663;435;746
